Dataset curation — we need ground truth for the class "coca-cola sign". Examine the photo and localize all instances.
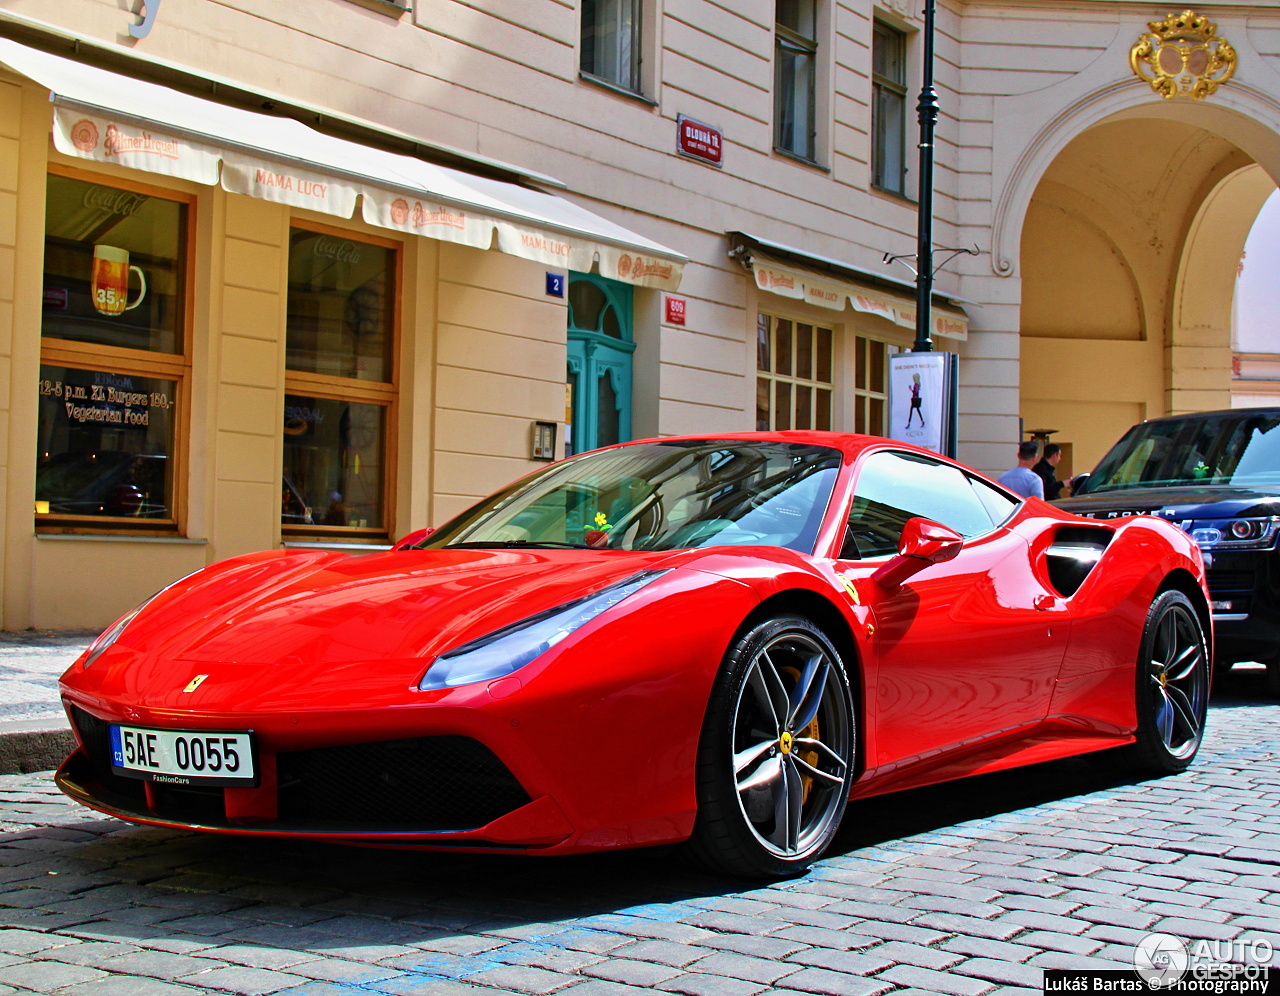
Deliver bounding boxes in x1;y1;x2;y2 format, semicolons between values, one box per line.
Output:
311;236;362;264
81;186;148;218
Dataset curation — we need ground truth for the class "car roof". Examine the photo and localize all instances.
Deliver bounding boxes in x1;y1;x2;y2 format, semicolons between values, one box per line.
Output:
1137;407;1280;424
616;430;936;462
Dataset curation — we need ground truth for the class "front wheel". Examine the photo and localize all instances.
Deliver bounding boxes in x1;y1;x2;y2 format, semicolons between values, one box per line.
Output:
685;615;855;878
1114;590;1209;773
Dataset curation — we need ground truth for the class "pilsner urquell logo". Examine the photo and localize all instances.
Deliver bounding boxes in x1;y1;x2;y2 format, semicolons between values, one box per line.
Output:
70;119;99;153
104;124;181;160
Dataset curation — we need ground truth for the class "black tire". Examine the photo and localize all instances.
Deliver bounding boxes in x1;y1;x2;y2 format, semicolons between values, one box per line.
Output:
685;614;855;878
1112;590;1209;774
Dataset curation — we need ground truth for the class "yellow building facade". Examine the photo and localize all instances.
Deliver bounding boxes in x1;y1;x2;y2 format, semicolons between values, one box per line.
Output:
1;0;1279;629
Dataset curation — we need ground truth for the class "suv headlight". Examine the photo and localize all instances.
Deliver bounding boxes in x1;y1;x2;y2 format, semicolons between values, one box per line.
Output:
1190;516;1280;550
418;570;669;691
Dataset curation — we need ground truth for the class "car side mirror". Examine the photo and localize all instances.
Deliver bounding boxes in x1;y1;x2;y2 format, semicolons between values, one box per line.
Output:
1069;473;1091;496
392;527;434;551
871;517;963;588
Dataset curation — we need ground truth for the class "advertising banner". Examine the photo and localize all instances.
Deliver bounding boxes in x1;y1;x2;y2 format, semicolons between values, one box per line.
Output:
888;352;957;456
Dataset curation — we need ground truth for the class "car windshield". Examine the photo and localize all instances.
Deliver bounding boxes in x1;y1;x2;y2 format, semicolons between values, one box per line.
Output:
1080;410;1280;494
419;440;842;554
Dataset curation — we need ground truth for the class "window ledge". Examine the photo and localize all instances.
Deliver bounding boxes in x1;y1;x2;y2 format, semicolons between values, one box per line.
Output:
773;147;830;172
36;533;207;544
579;72;658;107
343;0;410;17
872;184;916;206
283;541;393;552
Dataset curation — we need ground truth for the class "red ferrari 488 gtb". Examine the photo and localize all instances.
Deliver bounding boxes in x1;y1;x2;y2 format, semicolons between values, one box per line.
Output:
57;433;1210;878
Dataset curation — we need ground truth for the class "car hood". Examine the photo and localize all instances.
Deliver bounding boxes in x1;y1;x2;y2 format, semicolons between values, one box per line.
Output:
1056;484;1280;520
105;546;683;669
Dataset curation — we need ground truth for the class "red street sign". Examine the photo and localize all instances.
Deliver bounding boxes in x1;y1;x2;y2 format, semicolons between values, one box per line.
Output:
677;115;723;167
665;295;687;326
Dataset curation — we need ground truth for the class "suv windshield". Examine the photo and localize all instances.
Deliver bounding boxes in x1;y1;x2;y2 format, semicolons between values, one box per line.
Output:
1080;410;1280;494
419;440;842;554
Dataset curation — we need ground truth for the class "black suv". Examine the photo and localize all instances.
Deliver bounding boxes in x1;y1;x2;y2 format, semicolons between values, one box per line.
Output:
1056;408;1280;693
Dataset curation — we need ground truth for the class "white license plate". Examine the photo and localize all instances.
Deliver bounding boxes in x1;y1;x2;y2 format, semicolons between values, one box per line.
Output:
109;726;256;786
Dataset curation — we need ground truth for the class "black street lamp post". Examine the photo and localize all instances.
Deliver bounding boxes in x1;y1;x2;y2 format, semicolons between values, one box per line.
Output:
913;0;939;353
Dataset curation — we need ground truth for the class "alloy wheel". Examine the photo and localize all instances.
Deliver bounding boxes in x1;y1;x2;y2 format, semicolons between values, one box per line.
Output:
730;632;853;858
1146;600;1207;759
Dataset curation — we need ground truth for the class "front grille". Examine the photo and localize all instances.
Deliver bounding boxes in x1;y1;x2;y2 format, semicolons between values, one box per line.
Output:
68;706;147;810
277;735;530;830
69;709;531;833
1207;570;1255;596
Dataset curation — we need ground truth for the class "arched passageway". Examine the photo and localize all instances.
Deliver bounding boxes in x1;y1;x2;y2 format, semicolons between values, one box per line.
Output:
1017;110;1278;479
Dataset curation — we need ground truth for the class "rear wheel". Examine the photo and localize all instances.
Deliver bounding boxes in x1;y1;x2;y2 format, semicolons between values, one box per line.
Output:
1114;590;1209;773
685;615;855;878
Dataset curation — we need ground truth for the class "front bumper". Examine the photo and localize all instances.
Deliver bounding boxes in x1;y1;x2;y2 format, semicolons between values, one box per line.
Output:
1205;548;1280;664
56;702;576;850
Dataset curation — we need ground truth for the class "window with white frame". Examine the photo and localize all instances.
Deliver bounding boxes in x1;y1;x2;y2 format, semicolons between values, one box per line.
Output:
581;0;643;93
756;314;833;431
775;0;818;161
851;334;889;435
872;20;909;196
756;314;892;435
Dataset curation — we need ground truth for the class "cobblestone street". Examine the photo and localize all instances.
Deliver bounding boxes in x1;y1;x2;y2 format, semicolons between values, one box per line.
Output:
0;669;1275;996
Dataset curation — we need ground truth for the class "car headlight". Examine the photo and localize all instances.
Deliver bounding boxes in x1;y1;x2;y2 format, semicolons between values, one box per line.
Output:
418;570;669;691
1189;516;1280;551
81;569;203;668
82;602;148;669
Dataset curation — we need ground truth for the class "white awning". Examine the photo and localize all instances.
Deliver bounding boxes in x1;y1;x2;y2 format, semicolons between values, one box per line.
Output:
0;38;686;290
732;235;969;341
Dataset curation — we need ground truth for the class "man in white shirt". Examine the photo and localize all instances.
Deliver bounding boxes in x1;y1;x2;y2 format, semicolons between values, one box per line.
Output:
997;441;1045;500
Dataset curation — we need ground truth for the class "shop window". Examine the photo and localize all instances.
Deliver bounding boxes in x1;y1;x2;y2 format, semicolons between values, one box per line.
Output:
283;226;397;538
567;273;633;455
872;21;909;196
756;313;833;431
581;0;643;93
37;171;189;532
852;335;889;434
775;0;818;161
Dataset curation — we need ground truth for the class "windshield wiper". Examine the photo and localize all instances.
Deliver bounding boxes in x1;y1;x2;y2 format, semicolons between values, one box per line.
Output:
443;540;599;550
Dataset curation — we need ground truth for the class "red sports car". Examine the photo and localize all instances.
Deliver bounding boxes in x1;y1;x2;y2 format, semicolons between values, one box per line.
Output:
57;432;1210;878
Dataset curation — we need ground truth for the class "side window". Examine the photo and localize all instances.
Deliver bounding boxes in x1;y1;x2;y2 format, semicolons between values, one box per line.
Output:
581;0;643;94
969;475;1017;527
775;0;819;161
843;451;1000;559
871;21;908;196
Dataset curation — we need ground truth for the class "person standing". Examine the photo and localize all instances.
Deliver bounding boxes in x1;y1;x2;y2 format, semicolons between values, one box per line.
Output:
1033;443;1064;500
998;441;1045;500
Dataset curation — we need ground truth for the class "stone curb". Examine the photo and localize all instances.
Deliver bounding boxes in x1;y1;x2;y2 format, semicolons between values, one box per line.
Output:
0;719;74;775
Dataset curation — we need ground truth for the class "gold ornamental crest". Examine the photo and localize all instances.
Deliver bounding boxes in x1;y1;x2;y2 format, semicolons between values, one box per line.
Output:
1129;10;1237;100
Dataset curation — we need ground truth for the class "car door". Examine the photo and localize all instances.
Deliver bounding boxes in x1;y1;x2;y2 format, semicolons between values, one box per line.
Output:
835;450;1071;771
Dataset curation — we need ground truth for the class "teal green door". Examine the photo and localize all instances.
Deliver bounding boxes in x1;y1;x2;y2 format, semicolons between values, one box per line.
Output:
567;274;634;455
